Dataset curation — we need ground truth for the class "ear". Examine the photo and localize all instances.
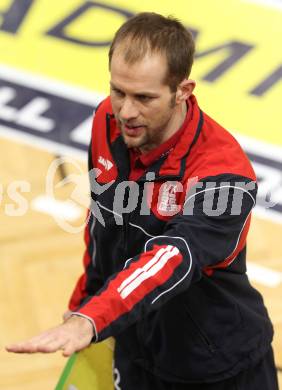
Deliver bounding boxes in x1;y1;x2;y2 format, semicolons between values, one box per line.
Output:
175;79;196;104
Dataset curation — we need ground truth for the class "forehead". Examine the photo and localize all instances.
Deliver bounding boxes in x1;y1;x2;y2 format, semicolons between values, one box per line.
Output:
110;50;169;93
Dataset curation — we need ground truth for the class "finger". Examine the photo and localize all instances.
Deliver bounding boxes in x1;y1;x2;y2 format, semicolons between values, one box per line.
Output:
38;337;68;353
6;329;61;353
6;344;24;353
62;335;92;357
6;341;39;353
62;341;76;357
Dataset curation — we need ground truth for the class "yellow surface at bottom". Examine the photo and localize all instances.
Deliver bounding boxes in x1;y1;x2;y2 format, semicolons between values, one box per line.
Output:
58;342;114;390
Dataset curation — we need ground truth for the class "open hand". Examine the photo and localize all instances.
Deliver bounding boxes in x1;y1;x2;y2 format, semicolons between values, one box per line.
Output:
5;315;94;357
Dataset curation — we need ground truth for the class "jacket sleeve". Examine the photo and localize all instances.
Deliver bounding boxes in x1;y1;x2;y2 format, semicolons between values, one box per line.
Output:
73;174;257;341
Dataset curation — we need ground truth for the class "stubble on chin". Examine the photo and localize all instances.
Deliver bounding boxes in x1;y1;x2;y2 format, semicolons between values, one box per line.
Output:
122;134;145;150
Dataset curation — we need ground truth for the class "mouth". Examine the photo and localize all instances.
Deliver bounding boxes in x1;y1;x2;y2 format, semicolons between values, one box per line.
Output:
123;124;145;136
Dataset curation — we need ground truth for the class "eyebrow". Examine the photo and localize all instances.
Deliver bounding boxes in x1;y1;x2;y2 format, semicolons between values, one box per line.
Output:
110;82;159;97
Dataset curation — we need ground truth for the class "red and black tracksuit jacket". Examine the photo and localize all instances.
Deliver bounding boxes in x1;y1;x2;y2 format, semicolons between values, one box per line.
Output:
69;95;273;383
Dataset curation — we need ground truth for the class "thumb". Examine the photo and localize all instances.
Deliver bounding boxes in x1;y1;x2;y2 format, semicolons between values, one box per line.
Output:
62;341;76;357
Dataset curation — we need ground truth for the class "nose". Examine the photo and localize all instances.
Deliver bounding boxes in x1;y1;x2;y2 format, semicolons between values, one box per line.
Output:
119;98;139;121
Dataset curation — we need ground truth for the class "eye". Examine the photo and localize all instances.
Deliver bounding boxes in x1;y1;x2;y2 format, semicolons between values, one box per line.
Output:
136;95;152;102
112;88;125;97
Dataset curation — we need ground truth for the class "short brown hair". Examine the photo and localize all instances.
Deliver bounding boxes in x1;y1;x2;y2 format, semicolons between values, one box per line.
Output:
109;12;195;92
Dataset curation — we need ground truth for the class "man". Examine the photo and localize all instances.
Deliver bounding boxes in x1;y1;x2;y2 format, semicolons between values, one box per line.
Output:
7;12;278;390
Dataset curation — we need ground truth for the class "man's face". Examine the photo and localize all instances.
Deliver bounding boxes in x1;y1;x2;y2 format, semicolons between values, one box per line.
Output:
110;50;179;153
